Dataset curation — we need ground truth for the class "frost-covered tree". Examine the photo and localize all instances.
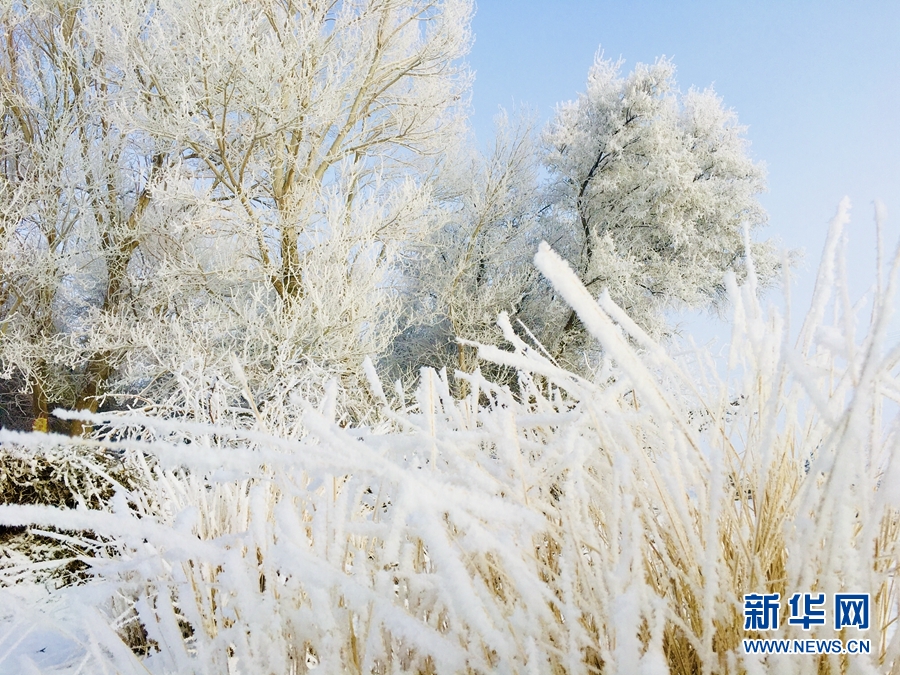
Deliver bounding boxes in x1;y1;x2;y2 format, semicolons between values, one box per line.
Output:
543;55;777;354
94;0;471;300
0;0;473;430
0;0;172;433
394;112;545;381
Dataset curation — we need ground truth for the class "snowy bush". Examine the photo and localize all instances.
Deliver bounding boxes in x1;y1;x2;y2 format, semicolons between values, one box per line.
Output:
0;202;897;674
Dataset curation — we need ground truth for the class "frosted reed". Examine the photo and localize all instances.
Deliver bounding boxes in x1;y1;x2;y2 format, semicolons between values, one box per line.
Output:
1;205;897;674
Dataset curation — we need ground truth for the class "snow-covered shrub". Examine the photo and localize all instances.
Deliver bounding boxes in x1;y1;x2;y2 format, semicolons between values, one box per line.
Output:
0;440;146;589
0;201;897;674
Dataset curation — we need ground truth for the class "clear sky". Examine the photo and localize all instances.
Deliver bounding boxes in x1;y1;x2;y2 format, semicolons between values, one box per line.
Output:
467;1;900;343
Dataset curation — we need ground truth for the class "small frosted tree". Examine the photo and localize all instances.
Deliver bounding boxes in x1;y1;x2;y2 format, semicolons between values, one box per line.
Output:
543;55;777;357
395;111;545;381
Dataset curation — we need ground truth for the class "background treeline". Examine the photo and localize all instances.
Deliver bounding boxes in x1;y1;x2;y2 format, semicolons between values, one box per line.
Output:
1;0;774;430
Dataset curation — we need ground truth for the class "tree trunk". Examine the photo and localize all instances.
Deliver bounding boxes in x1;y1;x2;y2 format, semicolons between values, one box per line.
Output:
31;376;48;433
70;352;111;436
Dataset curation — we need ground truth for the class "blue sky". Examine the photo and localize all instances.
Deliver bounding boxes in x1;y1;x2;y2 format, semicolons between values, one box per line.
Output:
467;1;900;341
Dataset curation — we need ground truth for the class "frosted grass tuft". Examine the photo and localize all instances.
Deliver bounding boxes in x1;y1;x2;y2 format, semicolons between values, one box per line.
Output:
0;207;897;674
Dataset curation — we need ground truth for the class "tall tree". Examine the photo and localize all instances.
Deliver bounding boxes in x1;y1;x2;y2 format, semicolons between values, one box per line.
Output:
0;0;473;430
543;55;777;360
0;0;168;433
